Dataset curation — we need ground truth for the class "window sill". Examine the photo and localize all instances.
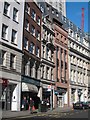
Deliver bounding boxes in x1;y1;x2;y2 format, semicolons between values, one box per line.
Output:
25;28;30;33
25;11;30;16
10;67;16;71
14;0;20;4
2;37;8;42
31;33;36;38
0;65;7;68
3;13;10;19
11;42;17;46
13;19;19;24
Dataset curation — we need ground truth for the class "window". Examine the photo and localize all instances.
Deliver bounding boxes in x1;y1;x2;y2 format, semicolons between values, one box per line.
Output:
24;37;28;50
13;7;18;22
31;9;36;21
36;30;40;40
36;46;39;57
46;47;49;60
46;67;49;79
52;9;54;14
0;50;6;66
47;5;49;10
56;11;59;17
37;16;40;26
2;24;8;39
25;3;30;14
31;25;35;36
10;54;16;69
29;42;35;54
25;19;29;31
11;29;17;44
3;2;10;16
51;68;53;80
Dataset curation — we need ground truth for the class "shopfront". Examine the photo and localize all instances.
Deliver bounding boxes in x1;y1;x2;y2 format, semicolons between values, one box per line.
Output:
21;76;41;110
0;78;21;111
56;87;68;107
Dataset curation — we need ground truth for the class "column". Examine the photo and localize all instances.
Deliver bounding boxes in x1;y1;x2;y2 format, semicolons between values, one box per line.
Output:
64;91;68;106
75;89;78;103
11;82;21;111
49;67;51;80
69;87;72;106
37;87;42;101
43;65;46;79
25;60;30;76
32;61;36;78
37;66;41;79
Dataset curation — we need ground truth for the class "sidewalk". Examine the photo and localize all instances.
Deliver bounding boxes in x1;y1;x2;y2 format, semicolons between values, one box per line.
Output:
2;106;73;119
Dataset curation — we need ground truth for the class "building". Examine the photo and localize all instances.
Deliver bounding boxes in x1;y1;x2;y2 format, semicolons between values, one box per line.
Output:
38;2;69;108
0;0;24;111
41;15;55;109
53;19;69;108
67;24;90;106
44;0;66;16
22;0;42;109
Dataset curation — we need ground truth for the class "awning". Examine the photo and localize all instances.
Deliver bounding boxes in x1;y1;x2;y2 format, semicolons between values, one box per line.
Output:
22;82;38;93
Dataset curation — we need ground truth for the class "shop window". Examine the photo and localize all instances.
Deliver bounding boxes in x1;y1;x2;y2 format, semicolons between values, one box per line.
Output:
10;54;16;69
0;50;6;66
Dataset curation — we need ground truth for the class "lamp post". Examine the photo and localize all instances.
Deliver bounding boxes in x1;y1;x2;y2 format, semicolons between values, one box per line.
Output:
78;91;82;102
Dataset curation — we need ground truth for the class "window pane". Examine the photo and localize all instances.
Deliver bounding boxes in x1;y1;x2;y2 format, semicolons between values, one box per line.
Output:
4;2;10;15
2;24;8;39
13;8;18;21
11;29;17;43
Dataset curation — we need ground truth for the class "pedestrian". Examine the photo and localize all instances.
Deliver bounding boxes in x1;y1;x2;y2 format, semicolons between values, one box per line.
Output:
29;97;34;114
22;96;27;110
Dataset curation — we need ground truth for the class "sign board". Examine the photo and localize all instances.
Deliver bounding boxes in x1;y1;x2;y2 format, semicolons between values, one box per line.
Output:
47;85;51;91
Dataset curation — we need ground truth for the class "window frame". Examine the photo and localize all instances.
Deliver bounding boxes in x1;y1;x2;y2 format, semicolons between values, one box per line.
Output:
3;2;10;17
0;50;6;66
11;29;17;44
13;7;18;22
2;24;8;40
10;54;16;69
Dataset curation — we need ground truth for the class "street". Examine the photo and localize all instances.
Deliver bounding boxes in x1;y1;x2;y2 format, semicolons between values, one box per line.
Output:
2;109;89;120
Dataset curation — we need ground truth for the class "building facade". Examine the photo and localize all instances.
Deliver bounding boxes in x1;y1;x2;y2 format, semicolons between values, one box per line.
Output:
41;15;55;109
53;19;69;108
44;0;66;16
67;26;90;106
0;0;24;111
22;0;42;109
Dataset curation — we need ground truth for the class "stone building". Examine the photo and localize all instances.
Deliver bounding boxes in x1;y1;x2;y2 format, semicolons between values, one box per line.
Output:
67;25;90;106
0;0;24;111
41;15;55;109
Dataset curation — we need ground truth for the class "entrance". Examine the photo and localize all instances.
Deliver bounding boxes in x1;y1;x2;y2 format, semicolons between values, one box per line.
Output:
57;95;63;107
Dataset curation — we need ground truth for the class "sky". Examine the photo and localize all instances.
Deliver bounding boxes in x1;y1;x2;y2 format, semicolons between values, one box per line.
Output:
66;2;88;33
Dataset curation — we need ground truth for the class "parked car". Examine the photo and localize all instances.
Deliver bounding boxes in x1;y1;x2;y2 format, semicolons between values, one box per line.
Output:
86;101;90;108
73;102;88;109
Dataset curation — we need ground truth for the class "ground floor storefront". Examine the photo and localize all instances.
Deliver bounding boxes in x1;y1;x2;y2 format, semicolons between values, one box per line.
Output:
0;77;21;111
55;87;69;108
69;85;88;106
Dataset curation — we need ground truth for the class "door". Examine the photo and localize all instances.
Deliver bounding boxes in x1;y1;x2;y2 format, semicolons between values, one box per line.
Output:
58;95;63;107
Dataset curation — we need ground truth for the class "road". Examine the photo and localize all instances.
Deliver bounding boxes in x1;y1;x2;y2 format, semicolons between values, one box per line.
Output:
2;109;89;120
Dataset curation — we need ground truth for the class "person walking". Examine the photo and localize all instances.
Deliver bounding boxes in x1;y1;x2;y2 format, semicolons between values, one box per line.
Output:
29;97;34;114
22;96;27;110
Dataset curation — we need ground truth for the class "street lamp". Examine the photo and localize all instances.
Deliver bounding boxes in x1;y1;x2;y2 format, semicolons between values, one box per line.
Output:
78;91;82;102
50;84;53;111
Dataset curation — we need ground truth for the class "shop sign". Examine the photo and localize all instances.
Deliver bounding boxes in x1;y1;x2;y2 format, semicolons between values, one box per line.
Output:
47;85;51;91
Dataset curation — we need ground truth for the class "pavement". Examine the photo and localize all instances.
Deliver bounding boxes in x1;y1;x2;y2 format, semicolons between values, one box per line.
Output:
2;106;73;119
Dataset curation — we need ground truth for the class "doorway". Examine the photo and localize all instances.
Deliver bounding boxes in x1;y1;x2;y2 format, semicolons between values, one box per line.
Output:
57;95;64;107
